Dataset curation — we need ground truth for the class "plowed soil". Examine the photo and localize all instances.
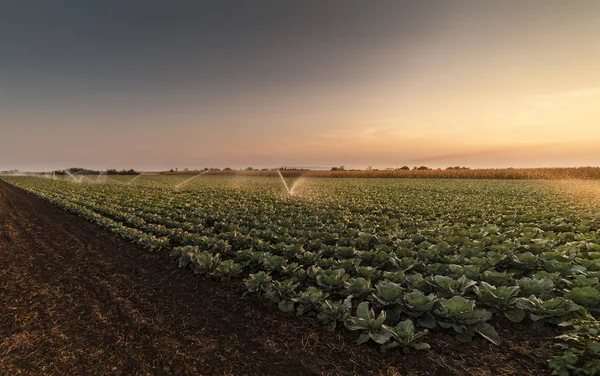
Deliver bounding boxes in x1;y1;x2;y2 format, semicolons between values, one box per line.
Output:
0;180;558;375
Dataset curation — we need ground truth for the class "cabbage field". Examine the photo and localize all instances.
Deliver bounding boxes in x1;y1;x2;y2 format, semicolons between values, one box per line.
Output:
3;175;600;374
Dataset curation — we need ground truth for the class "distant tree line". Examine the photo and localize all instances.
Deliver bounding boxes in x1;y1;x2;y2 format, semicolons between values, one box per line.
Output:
165;166;312;172
161;165;470;173
245;167;310;171
53;167;139;175
106;169;139;175
329;165;471;171
276;167;310;171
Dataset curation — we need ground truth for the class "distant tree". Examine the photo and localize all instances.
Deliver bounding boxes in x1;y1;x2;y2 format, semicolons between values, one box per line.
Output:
120;169;139;175
224;167;232;171
246;167;254;171
330;165;345;171
276;166;308;171
398;166;410;171
414;166;431;170
105;168;138;175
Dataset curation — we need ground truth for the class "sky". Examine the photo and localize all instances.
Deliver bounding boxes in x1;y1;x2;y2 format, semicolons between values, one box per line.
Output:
2;0;600;171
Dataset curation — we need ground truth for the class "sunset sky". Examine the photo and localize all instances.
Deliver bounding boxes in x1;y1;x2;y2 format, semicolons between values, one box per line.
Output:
2;1;600;171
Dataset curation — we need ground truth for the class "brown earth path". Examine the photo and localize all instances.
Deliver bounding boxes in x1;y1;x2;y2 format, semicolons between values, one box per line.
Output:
0;180;556;375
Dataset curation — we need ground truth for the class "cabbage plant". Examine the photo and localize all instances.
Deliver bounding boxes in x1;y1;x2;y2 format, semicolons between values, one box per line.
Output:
433;296;499;344
513;251;539;270
345;277;372;299
317;297;352;331
482;270;515;286
403;290;438;329
190;252;221;275
373;281;404;307
383;271;406;284
210;259;243;280
568;276;599;289
265;279;299;313
516;296;580;323
316;268;349;293
356;266;380;281
565;287;600;313
429;275;477;298
406;273;432;293
294;286;328;316
345;302;391;345
262;255;287;272
518;277;555;298
244;271;272;296
474;282;524;322
382;319;430;352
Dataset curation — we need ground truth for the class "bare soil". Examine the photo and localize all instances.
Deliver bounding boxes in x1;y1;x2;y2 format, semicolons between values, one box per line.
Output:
0;180;558;375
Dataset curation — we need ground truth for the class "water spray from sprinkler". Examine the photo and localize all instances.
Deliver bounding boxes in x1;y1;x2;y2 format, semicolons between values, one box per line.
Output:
127;172;146;185
96;171;105;182
289;177;306;196
277;169;292;196
64;170;80;183
174;170;209;189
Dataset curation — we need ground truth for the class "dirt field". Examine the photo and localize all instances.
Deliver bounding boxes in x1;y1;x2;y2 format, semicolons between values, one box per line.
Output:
0;180;558;375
